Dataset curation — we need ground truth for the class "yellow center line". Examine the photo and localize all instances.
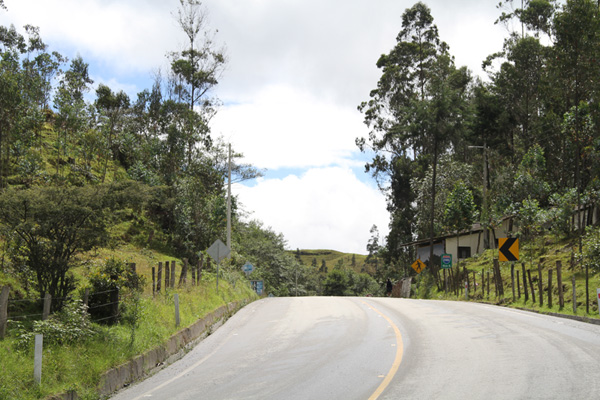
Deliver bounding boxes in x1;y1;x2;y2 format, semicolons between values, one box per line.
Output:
362;300;404;400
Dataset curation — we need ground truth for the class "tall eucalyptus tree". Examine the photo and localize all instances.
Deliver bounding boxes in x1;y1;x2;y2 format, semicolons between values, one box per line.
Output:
358;2;470;278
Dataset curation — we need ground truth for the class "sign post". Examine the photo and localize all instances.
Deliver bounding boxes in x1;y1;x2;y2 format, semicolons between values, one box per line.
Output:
207;239;231;293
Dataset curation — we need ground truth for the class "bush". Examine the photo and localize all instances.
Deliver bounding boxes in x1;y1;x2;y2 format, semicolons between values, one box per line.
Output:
87;257;145;323
582;226;600;274
13;300;95;350
416;271;436;299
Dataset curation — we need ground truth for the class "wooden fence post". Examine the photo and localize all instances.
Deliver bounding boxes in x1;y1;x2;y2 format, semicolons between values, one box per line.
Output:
152;267;156;296
521;263;528;303
191;263;196;286
198;255;204;285
538;262;544;307
0;286;9;339
157;262;162;292
487;270;490;298
494;259;504;297
528;270;536;305
517;270;521;299
557;261;564;310
42;293;51;321
573;275;577;314
174;293;180;328
179;259;188;287
511;263;515;302
165;261;170;289
548;268;553;308
170;261;176;288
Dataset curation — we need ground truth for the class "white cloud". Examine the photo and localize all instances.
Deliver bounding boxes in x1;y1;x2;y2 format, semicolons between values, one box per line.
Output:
1;0;177;73
211;84;367;170
234;166;389;254
0;0;510;254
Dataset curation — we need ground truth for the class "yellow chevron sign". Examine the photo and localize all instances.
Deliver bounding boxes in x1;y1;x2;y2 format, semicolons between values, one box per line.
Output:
499;238;519;262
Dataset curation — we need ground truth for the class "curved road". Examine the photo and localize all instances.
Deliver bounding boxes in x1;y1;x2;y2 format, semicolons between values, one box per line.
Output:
111;297;600;399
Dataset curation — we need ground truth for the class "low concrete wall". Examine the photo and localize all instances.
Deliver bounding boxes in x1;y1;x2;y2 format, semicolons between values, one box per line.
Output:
48;299;249;400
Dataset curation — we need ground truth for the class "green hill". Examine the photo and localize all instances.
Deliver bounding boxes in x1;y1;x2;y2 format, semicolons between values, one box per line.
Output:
288;249;371;274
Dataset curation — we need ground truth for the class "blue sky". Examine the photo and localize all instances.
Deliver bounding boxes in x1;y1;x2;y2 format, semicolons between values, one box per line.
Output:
0;0;507;253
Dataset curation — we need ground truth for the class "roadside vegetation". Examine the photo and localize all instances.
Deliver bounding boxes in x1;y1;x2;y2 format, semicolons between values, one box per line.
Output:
410;234;600;319
0;246;256;400
4;0;600;397
355;0;600;321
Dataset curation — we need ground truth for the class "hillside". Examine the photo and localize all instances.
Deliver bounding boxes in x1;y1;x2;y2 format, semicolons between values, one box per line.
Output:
288;249;371;274
415;233;600;318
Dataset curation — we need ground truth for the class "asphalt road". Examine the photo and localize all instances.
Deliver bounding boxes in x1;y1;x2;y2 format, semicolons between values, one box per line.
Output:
110;297;600;400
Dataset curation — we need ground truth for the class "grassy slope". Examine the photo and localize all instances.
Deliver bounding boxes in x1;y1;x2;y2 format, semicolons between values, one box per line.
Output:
0;124;261;399
430;234;600;318
0;246;258;400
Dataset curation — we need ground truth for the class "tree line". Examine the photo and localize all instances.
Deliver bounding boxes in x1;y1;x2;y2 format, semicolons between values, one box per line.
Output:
358;0;600;281
0;0;386;302
0;0;271;303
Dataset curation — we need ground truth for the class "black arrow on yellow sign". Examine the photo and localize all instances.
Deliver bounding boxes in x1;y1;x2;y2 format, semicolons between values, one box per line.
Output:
499;238;519;262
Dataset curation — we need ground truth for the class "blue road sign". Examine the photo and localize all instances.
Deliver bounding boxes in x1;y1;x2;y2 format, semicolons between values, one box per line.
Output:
242;262;254;274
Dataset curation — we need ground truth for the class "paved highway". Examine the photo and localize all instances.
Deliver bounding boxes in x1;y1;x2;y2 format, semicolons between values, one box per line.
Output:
111;297;600;399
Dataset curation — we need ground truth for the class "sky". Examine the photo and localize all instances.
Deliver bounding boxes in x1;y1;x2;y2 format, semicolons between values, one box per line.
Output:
0;0;508;254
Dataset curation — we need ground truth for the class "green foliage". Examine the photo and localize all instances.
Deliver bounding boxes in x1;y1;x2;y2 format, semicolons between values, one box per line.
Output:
0;182;152;304
13;299;95;350
323;269;348;296
582;226;600;274
232;219;301;296
87;257;144;324
547;189;577;236
88;257;144;293
415;270;436;299
514;197;545;239
444;180;477;234
513;144;551;206
171;0;225;110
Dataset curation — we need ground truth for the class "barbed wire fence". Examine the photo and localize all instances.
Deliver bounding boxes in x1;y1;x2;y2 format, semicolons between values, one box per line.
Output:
0;257;210;339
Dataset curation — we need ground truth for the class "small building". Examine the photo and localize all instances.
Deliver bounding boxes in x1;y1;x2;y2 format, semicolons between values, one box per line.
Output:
402;203;599;267
406;217;513;265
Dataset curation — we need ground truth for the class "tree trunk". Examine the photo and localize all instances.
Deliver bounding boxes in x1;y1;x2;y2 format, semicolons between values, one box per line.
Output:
429;137;440;289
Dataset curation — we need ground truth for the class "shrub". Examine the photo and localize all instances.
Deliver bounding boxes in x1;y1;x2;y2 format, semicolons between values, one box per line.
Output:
87;257;145;323
582;226;600;274
14;300;95;350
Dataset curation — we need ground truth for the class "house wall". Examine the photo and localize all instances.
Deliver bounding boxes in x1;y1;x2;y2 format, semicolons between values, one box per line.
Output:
444;218;513;263
445;233;481;263
416;242;445;263
413;205;600;269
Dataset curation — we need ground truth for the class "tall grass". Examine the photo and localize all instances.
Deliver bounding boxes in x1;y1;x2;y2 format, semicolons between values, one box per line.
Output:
0;275;257;400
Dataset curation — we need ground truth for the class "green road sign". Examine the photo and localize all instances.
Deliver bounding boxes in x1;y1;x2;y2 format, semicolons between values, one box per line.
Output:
441;253;452;269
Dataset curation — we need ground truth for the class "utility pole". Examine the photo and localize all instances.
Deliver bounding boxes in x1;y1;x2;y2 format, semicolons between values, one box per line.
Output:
227;143;232;254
